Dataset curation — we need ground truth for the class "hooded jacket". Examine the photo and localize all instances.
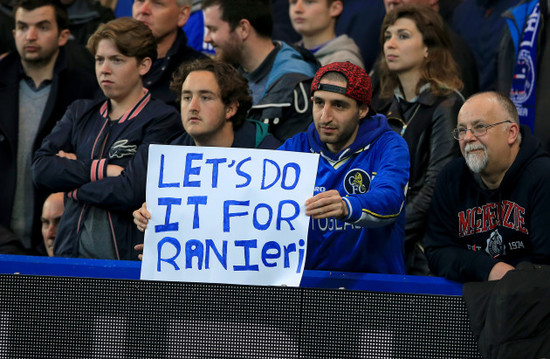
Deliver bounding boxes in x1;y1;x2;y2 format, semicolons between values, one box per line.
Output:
425;126;550;282
246;41;319;142
279;114;409;273
313;34;365;69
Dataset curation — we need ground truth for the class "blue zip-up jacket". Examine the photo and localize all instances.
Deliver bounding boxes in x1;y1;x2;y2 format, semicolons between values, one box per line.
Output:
32;93;183;260
279;114;410;273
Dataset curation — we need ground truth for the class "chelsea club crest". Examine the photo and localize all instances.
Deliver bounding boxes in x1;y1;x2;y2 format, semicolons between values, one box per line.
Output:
343;169;370;195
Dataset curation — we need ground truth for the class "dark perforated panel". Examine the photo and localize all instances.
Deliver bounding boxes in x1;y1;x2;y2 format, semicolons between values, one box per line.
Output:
301;289;480;358
0;275;480;358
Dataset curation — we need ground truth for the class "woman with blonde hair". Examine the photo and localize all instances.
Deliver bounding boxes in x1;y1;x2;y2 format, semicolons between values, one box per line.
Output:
376;4;464;275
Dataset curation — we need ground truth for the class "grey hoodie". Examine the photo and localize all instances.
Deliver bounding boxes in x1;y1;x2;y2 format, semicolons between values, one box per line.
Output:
314;34;365;69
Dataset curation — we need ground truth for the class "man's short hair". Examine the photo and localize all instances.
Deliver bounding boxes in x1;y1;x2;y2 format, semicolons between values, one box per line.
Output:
176;0;192;6
87;17;157;63
469;92;520;125
13;0;69;31
202;0;273;38
464;92;522;144
170;58;253;129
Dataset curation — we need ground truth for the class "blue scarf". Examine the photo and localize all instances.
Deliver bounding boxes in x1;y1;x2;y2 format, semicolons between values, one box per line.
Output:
510;1;541;132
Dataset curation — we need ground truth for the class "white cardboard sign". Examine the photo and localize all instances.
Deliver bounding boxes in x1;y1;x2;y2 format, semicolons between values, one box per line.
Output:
140;145;319;286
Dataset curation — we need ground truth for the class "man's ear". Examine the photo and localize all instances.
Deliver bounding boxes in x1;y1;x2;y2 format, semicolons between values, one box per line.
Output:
235;19;251;41
57;29;70;47
507;122;520;145
358;103;370;119
428;0;440;10
177;4;192;28
138;57;153;76
225;101;238;120
330;0;344;18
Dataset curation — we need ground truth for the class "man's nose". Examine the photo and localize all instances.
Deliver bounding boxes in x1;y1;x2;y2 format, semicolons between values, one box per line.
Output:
462;128;477;142
137;0;152;14
26;26;38;40
46;224;56;239
320;105;332;122
293;0;304;12
99;61;110;73
204;29;213;43
189;96;200;111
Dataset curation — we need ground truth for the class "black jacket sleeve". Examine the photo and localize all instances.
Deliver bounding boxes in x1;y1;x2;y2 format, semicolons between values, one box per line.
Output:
32;102;99;192
405;95;462;245
72;111;183;211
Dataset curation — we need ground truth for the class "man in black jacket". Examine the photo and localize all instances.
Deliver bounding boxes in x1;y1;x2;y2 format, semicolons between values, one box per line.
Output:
0;0;97;255
133;0;205;110
424;91;550;282
32;18;183;260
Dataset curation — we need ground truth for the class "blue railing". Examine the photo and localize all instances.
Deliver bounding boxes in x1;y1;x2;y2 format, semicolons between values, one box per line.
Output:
0;254;463;295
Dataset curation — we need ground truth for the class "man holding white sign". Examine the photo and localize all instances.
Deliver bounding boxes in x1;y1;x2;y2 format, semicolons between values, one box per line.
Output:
280;61;410;274
133;59;280;252
134;59;310;286
166;59;281;149
136;61;410;275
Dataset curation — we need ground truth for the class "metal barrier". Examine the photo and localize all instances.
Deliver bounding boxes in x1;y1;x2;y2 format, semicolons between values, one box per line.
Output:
0;254;480;358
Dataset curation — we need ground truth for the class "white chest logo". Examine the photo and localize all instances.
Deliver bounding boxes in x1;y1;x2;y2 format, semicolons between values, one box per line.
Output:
109;139;137;159
485;229;506;258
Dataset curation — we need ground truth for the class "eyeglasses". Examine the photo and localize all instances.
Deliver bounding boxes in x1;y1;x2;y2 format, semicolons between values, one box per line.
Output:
452;120;512;140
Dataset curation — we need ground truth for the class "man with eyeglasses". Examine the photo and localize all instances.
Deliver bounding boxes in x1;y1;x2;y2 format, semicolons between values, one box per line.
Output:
424;91;550;282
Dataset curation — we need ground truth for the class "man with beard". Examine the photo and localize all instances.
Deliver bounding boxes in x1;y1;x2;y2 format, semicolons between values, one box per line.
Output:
132;0;205;110
279;62;409;273
0;0;97;255
424;91;550;282
202;0;319;141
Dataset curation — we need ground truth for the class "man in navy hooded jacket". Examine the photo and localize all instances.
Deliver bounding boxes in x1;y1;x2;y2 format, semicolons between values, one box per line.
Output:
425;92;550;282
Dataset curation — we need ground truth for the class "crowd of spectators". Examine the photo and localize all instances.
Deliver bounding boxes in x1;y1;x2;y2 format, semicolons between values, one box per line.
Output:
0;0;549;286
